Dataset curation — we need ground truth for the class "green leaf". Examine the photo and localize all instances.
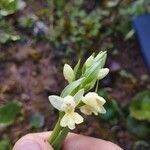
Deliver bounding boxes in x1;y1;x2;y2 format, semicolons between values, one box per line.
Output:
0;19;20;44
0;139;12;150
98;90;122;125
0;0;25;16
100;99;122;125
129;90;150;122
61;78;85;97
73;59;81;79
132;0;146;16
30;112;45;129
0;101;21;124
126;116;150;139
0;32;20;44
84;79;96;92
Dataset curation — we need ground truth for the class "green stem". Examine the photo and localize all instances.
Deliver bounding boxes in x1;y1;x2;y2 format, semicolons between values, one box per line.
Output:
52;127;69;150
95;80;99;93
48;113;63;144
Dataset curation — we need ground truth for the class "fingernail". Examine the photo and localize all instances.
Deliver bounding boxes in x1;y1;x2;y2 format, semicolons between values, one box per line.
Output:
15;140;42;150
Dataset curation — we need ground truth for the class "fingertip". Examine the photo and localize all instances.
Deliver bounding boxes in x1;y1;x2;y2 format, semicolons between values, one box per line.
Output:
62;134;123;150
13;134;53;150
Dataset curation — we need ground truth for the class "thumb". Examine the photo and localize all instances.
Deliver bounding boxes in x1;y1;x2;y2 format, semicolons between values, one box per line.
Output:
13;133;53;150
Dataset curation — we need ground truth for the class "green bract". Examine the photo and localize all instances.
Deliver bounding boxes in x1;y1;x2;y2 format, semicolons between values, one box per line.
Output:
61;51;109;97
61;78;85;98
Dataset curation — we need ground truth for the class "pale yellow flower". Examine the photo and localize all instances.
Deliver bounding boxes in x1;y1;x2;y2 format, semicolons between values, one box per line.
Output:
63;64;75;83
49;89;84;129
80;92;106;115
60;96;83;129
60;111;83;129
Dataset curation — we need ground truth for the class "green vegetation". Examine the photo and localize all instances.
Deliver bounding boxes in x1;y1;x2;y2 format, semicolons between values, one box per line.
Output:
0;0;25;16
0;101;21;124
0;139;12;150
98;90;122;125
48;0;107;54
0;0;25;44
130;90;150;122
0;19;20;44
99;89;150;141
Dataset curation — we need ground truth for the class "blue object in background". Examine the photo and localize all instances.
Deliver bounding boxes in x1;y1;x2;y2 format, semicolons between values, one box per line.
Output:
133;14;150;72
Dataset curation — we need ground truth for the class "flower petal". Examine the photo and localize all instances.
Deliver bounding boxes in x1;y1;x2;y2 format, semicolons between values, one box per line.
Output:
61;96;76;112
93;111;98;115
60;113;76;130
80;105;93;115
82;93;98;108
82;92;106;114
99;106;106;114
60;114;68;127
96;96;106;105
73;112;84;124
67;117;75;130
48;95;63;111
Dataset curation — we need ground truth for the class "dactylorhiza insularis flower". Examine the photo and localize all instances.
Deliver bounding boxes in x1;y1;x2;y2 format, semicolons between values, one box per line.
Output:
49;89;84;130
80;92;106;115
48;51;109;150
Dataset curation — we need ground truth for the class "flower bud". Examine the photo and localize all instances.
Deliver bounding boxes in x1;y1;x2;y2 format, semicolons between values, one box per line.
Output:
98;68;109;80
85;55;94;68
63;64;75;83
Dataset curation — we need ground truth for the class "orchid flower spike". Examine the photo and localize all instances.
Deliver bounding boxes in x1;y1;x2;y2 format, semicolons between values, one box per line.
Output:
49;89;84;129
80;92;106;115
